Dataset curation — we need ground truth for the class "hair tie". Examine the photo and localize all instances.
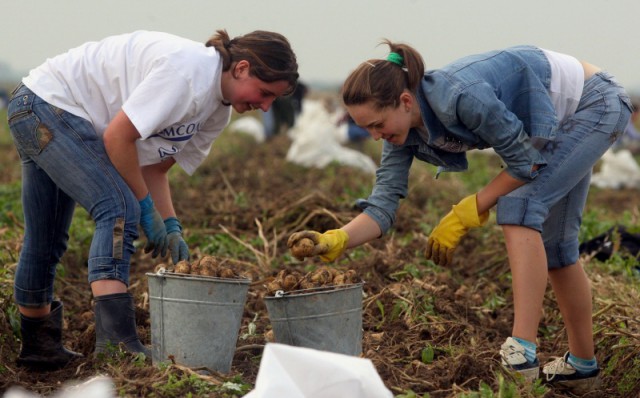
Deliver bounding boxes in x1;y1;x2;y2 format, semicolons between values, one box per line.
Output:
386;52;404;67
223;38;235;50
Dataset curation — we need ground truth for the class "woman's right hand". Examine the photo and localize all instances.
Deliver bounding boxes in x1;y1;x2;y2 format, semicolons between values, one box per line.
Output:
138;193;168;258
287;229;349;262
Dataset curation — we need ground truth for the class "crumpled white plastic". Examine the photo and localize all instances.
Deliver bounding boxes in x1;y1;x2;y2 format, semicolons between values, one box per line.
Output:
285;99;377;175
3;376;114;398
244;343;393;398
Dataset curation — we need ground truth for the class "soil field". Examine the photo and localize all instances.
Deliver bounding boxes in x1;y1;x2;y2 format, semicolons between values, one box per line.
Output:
1;112;639;397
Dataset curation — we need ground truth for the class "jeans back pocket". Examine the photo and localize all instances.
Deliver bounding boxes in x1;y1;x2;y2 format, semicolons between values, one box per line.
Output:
8;94;49;157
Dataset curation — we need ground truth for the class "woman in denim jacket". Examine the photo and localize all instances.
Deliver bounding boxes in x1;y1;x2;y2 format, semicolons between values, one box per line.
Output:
8;30;298;370
288;40;633;393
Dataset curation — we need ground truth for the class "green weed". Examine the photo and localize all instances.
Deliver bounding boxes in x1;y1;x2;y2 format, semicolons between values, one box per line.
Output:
395;390;430;398
458;373;547;397
375;299;386;329
193;233;253;258
420;344;435;364
152;373;217;397
482;292;507;312
217;375;252;396
616;355;640;396
6;303;20;337
579;207;636;242
603;336;640;396
390;263;428;280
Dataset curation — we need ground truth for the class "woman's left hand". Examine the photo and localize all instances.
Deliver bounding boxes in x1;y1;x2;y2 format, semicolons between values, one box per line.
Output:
425;194;488;266
164;217;190;264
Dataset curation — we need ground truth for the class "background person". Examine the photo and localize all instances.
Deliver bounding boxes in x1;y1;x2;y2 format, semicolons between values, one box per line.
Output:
262;81;308;138
7;29;298;370
288;40;632;393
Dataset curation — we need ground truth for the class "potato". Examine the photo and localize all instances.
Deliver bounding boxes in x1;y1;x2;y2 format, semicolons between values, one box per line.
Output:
264;329;275;342
274;269;289;281
344;269;358;283
190;258;202;275
198;256;218;276
219;268;236;279
325;266;339;278
266;280;283;295
199;262;218;277
291;237;316;259
333;273;346;285
282;274;299;291
299;279;315;290
174;260;191;274
310;268;331;285
153;263;168;273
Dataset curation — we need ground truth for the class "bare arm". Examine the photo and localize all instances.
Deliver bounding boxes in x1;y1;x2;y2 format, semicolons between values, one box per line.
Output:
342;213;382;248
103;110;178;218
141;159;177;219
103;110;147;200
476;169;531;213
341;167;532;249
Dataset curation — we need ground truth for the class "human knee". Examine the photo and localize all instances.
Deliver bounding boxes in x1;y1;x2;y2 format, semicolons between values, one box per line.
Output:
92;194;140;246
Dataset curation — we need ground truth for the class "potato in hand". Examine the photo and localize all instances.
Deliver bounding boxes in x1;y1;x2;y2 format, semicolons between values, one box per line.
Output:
290;237;317;260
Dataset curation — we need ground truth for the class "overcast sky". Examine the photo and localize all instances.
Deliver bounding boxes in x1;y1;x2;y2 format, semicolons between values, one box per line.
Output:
2;0;639;92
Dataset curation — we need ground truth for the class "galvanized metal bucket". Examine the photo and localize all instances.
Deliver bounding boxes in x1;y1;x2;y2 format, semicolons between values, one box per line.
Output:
146;271;250;372
264;283;363;356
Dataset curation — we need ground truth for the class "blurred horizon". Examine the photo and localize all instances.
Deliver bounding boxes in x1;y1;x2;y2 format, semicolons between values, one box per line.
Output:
2;1;640;94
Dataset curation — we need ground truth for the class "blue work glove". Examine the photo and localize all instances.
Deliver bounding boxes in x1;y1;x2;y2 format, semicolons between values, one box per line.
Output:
138;193;168;258
164;217;190;264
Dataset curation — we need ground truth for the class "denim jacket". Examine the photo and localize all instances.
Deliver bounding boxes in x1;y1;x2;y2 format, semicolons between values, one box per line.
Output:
358;45;559;234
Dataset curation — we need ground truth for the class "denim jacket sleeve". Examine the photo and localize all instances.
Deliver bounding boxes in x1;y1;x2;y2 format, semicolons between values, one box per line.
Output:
356;141;414;234
456;83;547;181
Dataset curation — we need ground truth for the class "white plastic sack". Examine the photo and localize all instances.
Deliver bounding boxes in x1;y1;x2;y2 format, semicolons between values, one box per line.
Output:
244;343;393;398
3;376;114;398
286;100;377;175
591;149;640;189
227;116;267;143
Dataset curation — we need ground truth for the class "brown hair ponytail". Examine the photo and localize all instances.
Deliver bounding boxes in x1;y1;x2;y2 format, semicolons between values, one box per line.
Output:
342;39;425;109
206;29;299;94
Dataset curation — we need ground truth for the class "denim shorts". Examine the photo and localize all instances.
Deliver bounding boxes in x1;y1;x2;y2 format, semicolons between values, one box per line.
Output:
496;71;634;269
7;84;140;307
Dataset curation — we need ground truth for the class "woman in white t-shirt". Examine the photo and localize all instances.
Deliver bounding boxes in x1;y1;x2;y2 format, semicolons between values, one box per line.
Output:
7;29;298;369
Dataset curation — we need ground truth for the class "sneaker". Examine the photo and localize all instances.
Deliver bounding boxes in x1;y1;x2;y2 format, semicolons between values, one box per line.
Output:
500;337;540;381
542;352;601;394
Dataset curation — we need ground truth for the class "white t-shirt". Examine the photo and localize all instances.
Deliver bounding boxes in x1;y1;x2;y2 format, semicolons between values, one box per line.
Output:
23;30;231;175
541;48;584;123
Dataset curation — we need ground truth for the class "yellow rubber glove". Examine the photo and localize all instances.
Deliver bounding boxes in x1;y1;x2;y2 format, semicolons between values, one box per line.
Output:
287;229;349;262
425;194;489;266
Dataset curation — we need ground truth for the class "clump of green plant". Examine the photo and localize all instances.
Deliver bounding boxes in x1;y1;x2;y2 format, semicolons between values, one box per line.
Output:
395;390;430;398
603;336;640;396
152;373;218;397
458;373;547;398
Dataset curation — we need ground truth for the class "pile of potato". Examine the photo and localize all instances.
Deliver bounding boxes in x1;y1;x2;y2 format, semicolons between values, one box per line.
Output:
154;255;239;278
266;266;360;295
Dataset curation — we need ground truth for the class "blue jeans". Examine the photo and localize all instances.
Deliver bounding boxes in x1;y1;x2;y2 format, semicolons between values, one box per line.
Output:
7;84;140;307
497;72;634;269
